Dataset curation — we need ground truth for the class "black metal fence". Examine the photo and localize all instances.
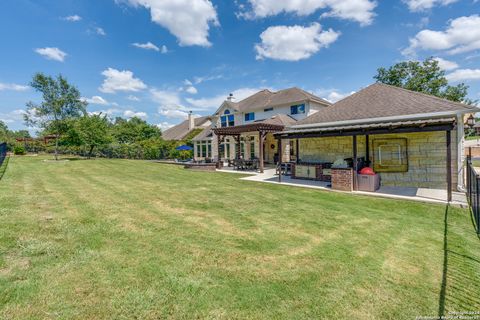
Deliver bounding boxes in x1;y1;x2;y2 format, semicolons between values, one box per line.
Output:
0;142;6;167
466;152;480;234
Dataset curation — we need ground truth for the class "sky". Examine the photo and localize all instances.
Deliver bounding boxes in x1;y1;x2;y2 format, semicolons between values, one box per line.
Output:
0;0;479;134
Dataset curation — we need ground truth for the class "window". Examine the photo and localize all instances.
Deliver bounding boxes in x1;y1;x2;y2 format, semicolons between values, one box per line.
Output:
207;142;212;158
196;144;201;158
201;143;207;159
225;142;230;159
250;137;255;159
221;109;234;127
264;107;273;112
244;112;255;122
290;104;305;115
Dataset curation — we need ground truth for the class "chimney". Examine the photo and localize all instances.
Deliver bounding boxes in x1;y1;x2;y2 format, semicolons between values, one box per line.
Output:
227;93;234;101
188;111;195;130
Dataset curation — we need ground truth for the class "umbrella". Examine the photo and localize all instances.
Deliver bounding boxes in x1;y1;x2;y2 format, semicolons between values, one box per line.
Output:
175;145;193;151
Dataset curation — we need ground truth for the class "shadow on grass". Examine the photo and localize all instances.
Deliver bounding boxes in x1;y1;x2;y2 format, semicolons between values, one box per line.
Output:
438;205;480;317
0;156;10;181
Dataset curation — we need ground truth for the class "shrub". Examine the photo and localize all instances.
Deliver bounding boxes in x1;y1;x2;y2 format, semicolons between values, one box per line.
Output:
13;145;26;155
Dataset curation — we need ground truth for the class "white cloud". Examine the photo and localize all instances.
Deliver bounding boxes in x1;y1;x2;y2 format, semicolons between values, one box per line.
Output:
35;47;67;62
255;23;340;61
240;0;376;26
0;83;29;91
402;0;459;12
193;74;223;84
62;15;82;22
403;15;480;56
157;121;175;130
124;110;148;120
96;27;106;36
99;68;147;94
315;89;355;103
127;95;140;101
132;42;168;53
88;108;121;117
433;57;459;71
132;42;160;51
185;86;198;94
186;87;264;110
0;109;26;124
446;69;480;82
82;96;109;105
150;89;182;108
159;109;190;119
122;0;219;47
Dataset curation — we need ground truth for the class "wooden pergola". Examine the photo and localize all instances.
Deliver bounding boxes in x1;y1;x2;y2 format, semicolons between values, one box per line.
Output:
274;118;456;201
212;122;285;173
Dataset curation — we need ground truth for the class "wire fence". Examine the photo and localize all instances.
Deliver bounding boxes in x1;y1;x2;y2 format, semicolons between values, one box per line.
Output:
465;150;480;234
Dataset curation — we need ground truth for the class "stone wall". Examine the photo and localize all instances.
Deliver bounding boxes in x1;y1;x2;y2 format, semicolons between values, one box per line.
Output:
298;130;458;190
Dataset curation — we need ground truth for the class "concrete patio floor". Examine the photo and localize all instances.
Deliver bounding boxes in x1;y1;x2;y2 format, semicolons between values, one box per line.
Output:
218;167;467;206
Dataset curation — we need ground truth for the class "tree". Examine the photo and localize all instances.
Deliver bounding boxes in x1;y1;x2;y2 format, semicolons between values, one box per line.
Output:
24;73;86;160
111;117;162;144
76;114;111;158
374;57;472;103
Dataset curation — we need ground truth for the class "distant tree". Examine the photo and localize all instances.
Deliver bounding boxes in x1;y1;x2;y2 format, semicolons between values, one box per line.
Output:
374;57;473;104
0;121;8;142
24;73;86;160
76;114;111;158
111;117;162;144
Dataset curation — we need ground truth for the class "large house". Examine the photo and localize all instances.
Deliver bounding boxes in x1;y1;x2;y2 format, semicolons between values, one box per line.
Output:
192;87;331;171
164;83;477;199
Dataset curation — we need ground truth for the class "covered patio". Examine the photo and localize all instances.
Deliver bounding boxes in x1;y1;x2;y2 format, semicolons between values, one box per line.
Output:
274;117;457;202
212;122;285;173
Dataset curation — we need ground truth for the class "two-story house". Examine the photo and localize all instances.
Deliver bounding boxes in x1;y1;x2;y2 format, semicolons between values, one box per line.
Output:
191;87;331;170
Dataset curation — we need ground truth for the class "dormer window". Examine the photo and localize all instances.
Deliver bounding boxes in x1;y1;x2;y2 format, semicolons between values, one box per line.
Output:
290;104;305;115
244;112;255;122
220;109;235;127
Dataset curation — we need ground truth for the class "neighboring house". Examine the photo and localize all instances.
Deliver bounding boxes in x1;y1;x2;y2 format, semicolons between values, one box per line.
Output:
193;87;331;170
275;83;477;197
162;112;211;141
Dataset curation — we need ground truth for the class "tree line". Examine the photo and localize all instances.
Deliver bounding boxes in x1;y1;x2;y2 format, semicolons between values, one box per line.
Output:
2;73;190;160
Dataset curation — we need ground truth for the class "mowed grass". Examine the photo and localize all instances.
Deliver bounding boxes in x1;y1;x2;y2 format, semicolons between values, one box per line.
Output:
0;156;479;319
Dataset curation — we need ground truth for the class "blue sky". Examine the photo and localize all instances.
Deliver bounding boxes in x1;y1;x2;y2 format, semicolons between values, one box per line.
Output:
0;0;479;133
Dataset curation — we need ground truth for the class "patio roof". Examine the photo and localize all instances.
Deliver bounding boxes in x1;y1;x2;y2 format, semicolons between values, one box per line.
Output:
275;118;456;139
213;123;284;135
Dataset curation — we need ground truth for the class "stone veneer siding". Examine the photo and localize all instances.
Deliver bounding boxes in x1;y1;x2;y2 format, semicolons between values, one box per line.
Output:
298;130;458;190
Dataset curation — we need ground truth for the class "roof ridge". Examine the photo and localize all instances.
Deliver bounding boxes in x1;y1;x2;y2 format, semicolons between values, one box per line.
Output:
374;82;476;110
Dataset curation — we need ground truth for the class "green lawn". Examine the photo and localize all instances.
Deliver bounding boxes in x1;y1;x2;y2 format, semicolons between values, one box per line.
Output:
0;156;479;319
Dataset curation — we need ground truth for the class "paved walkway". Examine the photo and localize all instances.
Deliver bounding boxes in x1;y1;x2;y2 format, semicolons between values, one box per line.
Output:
220;168;467;206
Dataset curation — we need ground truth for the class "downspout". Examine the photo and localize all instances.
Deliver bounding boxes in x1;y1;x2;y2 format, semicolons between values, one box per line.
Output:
457;114;465;192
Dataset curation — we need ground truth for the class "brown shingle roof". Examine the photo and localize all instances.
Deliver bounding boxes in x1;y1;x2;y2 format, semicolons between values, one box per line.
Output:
260;114;297;127
222;87;330;114
162;116;210;141
296;83;477;127
191;127;212;141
